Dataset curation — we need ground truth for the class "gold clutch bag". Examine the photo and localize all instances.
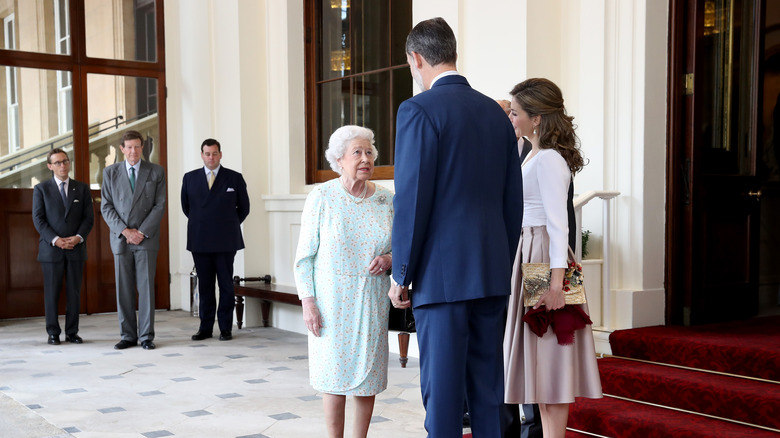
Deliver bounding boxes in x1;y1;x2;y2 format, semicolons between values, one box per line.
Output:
522;256;586;307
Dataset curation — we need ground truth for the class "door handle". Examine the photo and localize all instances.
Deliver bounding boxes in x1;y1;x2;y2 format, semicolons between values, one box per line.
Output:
747;190;761;199
94;196;101;203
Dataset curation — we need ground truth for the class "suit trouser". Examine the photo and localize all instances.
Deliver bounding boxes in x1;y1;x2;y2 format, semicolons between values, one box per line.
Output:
414;295;508;437
192;251;236;332
114;249;157;342
41;259;83;336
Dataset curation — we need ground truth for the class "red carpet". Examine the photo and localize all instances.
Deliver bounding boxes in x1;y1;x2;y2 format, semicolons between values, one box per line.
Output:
608;315;780;380
597;357;780;429
568;315;780;437
569;395;780;438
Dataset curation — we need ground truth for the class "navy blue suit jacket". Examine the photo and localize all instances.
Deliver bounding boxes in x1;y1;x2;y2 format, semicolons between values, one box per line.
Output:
32;178;94;263
181;166;250;253
391;75;524;307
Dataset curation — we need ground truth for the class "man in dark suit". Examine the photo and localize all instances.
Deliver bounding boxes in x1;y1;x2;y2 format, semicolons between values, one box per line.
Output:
101;130;166;350
388;17;524;437
32;148;94;345
182;138;250;341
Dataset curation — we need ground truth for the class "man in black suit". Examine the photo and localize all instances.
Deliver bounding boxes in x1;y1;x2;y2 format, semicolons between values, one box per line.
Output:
32;148;94;345
182;138;250;341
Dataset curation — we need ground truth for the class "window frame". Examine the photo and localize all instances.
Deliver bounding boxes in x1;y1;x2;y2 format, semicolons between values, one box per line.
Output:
303;0;411;184
0;0;167;184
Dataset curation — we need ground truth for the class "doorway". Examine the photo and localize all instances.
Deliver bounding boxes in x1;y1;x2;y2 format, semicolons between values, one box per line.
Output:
667;0;780;325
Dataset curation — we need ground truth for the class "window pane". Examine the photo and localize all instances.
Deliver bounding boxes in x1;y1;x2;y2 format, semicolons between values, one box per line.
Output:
85;0;157;62
0;2;68;55
354;71;390;163
351;0;389;74
319;0;351;81
391;0;413;65
318;79;352;170
0;67;74;188
87;73;159;189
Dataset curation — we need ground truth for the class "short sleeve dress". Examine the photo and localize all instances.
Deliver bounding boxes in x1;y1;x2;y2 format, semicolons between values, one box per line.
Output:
294;179;394;396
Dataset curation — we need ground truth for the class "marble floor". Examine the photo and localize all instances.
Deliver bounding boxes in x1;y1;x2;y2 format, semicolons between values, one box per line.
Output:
0;310;432;438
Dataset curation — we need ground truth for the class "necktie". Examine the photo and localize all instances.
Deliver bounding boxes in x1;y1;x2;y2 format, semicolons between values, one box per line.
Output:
60;181;67;206
130;167;136;192
208;171;215;189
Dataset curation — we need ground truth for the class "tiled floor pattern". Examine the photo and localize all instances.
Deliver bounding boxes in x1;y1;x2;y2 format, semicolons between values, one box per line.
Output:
0;311;430;437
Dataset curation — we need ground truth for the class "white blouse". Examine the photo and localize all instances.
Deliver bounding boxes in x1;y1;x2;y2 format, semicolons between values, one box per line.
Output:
522;148;571;269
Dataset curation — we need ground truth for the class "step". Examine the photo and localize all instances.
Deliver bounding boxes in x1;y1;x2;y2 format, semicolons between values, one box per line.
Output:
569;395;779;438
597;357;780;429
608;316;780;380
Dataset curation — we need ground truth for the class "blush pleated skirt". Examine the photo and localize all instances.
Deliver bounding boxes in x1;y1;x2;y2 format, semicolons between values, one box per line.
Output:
503;226;603;404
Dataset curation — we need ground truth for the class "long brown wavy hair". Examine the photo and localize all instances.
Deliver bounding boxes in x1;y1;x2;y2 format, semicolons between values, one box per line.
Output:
510;78;585;174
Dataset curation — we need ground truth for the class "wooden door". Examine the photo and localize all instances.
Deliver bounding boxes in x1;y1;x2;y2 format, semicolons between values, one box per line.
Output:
667;0;764;325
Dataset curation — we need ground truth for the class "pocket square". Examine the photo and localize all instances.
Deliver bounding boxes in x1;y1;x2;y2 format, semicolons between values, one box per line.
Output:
226;188;235;192
73;199;80;203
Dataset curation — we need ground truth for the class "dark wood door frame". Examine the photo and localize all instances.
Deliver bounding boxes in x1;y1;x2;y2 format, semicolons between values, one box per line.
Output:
666;0;765;325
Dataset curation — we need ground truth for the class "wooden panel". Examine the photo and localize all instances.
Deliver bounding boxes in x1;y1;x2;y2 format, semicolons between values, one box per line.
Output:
0;189;42;318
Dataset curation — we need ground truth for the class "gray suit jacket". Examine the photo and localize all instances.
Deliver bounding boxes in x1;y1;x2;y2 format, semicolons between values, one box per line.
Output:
101;160;166;254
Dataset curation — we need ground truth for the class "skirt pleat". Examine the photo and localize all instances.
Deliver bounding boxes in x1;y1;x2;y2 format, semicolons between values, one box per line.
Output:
503;226;603;404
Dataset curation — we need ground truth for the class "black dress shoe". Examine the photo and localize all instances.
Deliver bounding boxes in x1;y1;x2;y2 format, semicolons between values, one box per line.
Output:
219;330;232;341
114;340;137;350
65;334;83;344
191;331;213;341
141;340;156;350
48;335;60;345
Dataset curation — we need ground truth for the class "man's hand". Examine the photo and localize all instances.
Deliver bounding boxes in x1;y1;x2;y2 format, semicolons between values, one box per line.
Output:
301;297;323;337
54;237;73;250
122;228;145;245
388;283;411;309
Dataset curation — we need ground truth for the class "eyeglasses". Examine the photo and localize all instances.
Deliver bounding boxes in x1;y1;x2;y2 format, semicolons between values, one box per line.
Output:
50;159;71;166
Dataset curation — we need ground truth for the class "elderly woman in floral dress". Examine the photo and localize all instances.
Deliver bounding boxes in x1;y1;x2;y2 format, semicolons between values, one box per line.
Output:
294;125;394;438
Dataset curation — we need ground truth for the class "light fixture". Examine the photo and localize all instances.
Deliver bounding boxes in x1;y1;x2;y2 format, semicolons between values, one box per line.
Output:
330;50;351;71
330;0;350;8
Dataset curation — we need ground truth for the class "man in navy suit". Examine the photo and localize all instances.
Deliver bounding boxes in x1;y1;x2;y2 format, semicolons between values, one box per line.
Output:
182;138;250;341
32;148;94;345
389;17;524;437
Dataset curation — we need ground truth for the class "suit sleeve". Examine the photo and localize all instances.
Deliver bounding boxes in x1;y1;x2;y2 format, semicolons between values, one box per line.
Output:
138;166;167;239
293;188;322;299
32;184;57;243
391;101;438;286
181;173;190;218
236;173;250;223
504;132;524;266
76;183;95;239
101;167;129;235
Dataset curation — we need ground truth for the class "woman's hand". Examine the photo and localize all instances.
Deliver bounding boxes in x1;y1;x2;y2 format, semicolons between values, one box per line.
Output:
534;268;566;311
301;297;323;337
368;254;392;275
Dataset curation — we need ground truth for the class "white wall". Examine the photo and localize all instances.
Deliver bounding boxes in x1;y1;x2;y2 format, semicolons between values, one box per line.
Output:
164;0;670;341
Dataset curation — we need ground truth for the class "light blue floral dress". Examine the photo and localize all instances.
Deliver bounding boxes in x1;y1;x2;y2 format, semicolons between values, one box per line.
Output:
294;179;394;396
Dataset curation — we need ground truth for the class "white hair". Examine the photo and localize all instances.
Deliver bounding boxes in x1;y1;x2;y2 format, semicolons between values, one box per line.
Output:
325;125;379;174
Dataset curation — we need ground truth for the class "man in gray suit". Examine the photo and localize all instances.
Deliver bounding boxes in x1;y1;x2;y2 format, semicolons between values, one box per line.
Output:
101;130;166;350
32;148;94;345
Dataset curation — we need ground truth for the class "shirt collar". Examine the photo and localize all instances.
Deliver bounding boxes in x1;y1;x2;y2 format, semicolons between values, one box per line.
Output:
125;161;140;172
204;165;221;176
429;70;459;88
54;176;70;184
